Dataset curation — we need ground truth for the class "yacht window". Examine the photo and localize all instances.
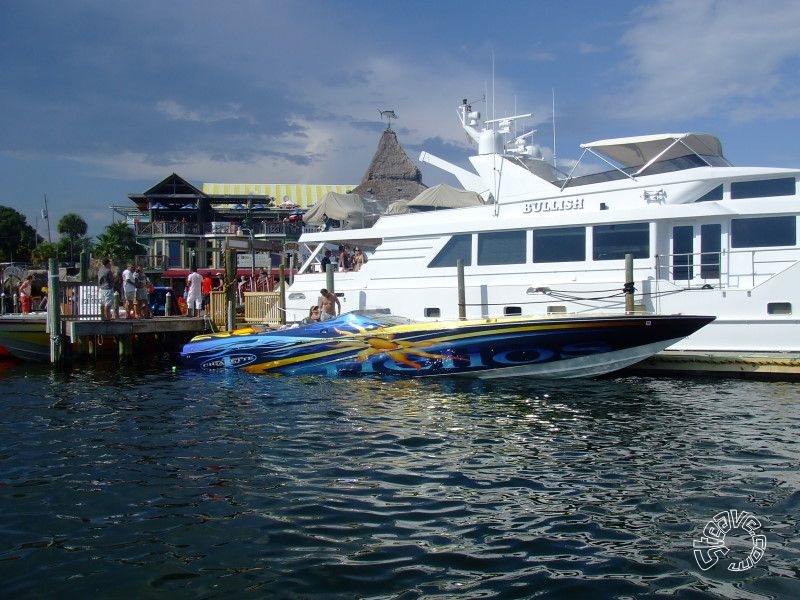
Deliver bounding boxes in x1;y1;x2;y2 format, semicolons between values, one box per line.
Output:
477;230;526;265
731;216;796;248
695;185;723;202
731;177;796;199
672;225;694;281
767;302;791;315
429;234;472;268
700;224;721;279
424;307;441;318
592;223;649;260
504;306;522;316
532;227;586;262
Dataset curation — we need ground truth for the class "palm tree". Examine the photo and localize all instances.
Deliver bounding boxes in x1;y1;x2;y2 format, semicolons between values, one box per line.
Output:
57;213;88;263
94;221;144;265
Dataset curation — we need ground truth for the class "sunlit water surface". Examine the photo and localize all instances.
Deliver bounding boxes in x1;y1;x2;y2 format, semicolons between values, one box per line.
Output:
0;360;798;599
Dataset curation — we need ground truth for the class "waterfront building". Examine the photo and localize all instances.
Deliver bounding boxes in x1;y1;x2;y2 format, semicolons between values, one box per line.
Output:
113;127;424;293
112;173;355;291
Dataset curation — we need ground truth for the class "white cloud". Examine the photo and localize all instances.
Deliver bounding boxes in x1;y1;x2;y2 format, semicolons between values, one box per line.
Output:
155;99;254;124
614;0;800;121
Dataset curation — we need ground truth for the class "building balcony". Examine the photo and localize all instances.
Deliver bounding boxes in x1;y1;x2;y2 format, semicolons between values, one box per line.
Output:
136;221;200;236
134;220;306;243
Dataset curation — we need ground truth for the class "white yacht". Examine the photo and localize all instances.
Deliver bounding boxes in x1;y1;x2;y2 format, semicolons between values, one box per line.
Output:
286;100;800;363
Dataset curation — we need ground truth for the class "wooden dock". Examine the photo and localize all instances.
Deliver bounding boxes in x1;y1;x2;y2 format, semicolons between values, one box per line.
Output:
63;316;209;363
625;350;800;379
65;316;207;338
0;313;211;363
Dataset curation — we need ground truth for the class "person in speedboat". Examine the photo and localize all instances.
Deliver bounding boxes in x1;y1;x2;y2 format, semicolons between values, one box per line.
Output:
318;288;341;321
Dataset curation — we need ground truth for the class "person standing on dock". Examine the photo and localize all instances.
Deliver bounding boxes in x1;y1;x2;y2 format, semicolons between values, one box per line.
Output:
122;263;137;318
135;265;152;319
97;258;115;320
186;266;203;318
19;275;33;314
201;272;213;315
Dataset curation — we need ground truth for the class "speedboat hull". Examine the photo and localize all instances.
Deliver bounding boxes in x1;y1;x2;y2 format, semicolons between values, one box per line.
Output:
180;312;715;379
0;315;49;362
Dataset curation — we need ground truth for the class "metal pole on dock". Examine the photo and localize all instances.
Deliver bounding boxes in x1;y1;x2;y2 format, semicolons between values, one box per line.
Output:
279;264;286;325
47;258;63;364
225;247;236;331
79;251;89;283
457;259;466;320
325;263;334;293
624;253;634;314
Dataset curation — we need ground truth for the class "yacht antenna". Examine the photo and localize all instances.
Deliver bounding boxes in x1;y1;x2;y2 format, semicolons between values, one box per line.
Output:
491;49;496;126
552;88;557;169
42;193;52;243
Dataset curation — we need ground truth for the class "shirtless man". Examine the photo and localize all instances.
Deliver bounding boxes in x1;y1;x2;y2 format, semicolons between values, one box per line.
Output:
317;288;341;321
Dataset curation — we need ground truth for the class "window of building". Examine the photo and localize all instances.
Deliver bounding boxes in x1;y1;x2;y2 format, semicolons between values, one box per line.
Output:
731;216;796;248
429;234;472;268
477;230;526;265
731;177;796;199
592;223;649;260
532;227;586;263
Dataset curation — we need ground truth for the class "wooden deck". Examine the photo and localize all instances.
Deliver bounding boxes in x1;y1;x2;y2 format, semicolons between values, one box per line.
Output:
64;316;207;338
624;350;800;379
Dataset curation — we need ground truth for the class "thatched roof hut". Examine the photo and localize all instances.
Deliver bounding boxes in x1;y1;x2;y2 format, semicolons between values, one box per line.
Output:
351;129;427;205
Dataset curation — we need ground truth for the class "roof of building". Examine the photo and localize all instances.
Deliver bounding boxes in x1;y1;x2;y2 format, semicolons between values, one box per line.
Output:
201;183;356;208
351;129;427;203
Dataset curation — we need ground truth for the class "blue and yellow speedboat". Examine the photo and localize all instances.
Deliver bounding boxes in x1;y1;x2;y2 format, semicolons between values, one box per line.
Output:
180;311;714;379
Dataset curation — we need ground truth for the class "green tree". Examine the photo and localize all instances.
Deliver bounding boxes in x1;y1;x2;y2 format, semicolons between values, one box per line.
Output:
57;213;88;264
30;242;60;267
0;205;39;262
94;221;144;264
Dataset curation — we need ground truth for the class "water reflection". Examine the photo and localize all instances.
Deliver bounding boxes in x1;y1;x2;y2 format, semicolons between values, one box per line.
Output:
0;363;798;597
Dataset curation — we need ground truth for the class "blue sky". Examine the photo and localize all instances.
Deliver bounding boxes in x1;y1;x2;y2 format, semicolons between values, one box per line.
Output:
2;0;800;238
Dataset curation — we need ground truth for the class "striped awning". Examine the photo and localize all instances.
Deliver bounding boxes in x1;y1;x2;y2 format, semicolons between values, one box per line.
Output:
202;183;357;209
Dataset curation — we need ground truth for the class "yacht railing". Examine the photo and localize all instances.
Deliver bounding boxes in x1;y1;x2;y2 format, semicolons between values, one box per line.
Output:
656;246;800;288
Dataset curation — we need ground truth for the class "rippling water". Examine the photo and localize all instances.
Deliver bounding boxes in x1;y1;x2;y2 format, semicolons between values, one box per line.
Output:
1;359;798;599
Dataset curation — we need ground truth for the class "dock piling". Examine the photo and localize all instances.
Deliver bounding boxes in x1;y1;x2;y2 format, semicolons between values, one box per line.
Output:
624;253;635;313
47;258;63;365
457;259;466;320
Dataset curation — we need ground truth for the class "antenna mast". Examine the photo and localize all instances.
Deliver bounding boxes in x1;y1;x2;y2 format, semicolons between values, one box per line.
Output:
552;88;557;169
42;193;52;243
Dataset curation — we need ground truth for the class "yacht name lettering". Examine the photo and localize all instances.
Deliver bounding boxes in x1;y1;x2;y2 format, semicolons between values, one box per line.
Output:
524;198;585;213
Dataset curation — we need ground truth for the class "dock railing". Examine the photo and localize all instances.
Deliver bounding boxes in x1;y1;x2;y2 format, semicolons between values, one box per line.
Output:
208;291;228;327
59;282;102;320
243;292;282;326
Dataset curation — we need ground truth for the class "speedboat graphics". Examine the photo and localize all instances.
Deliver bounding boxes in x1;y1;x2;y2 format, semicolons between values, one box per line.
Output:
180;312;714;379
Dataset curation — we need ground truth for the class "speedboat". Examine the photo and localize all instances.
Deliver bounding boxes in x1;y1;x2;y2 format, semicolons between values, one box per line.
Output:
180;311;714;379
